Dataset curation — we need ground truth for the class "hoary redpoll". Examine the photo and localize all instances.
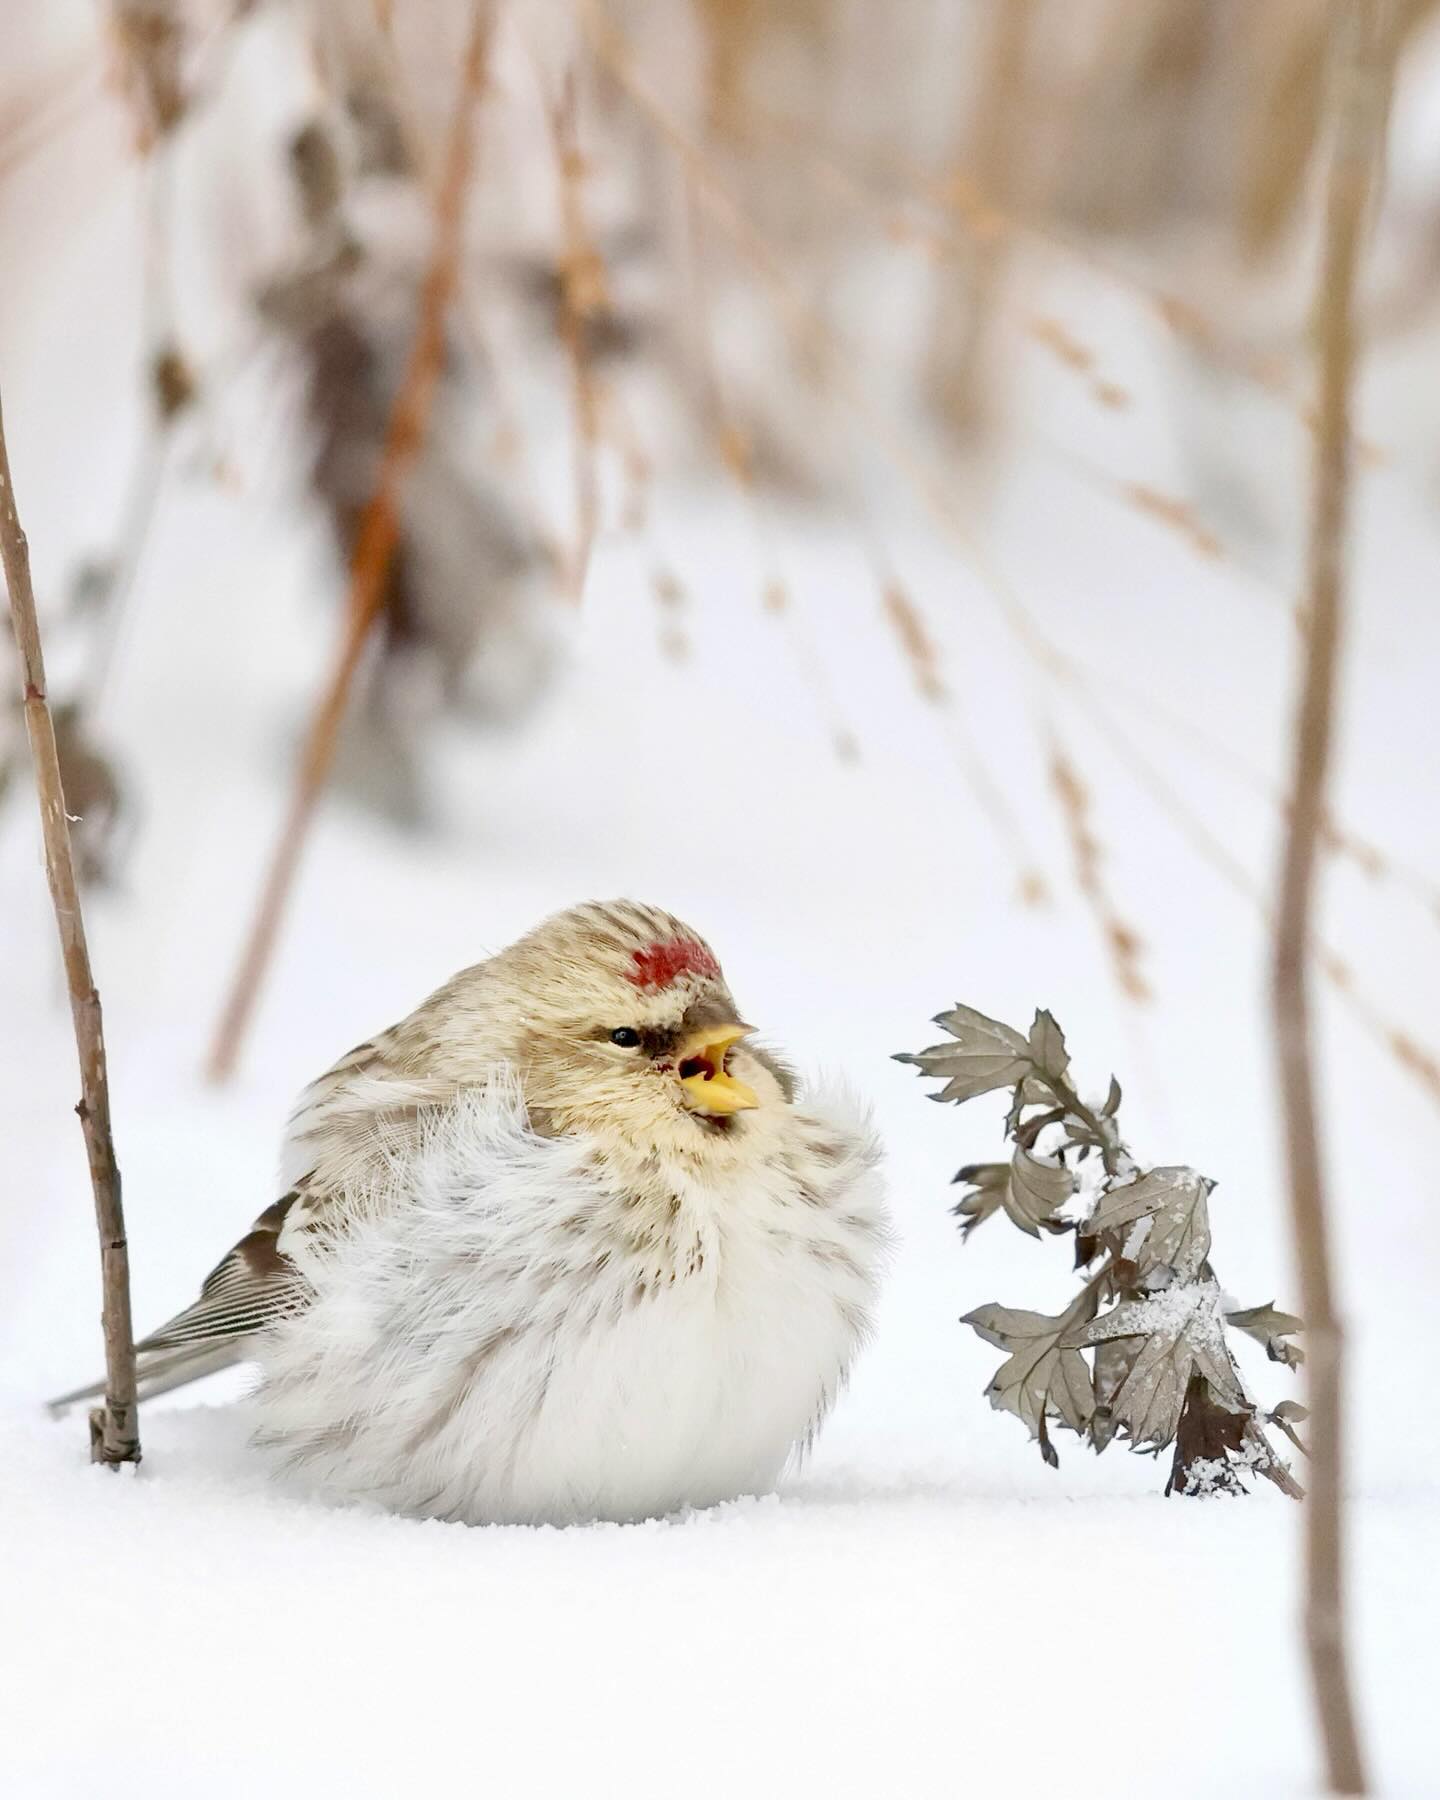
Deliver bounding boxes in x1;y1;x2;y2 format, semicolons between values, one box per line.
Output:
54;902;888;1525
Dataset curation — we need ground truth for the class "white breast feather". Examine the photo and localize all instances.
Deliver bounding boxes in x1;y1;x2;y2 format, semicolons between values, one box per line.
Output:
256;1078;888;1525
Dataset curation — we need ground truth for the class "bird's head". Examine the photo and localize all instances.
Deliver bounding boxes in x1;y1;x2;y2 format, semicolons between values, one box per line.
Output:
468;900;787;1148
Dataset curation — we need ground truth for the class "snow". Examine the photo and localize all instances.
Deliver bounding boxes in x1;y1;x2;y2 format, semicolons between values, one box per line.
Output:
3;7;1440;1797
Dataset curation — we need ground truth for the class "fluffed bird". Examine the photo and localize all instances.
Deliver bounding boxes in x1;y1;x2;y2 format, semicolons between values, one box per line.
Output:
52;902;888;1525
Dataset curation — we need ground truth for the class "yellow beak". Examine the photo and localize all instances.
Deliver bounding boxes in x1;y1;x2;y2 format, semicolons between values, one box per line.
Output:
675;1023;759;1116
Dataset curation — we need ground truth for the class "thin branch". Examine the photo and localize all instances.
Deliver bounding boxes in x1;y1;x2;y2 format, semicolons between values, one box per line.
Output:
204;4;492;1084
550;74;605;603
1273;5;1393;1793
923;0;1036;439
109;0;187;148
735;88;1391;467
584;0;1440;1113
875;570;1049;904
0;384;139;1467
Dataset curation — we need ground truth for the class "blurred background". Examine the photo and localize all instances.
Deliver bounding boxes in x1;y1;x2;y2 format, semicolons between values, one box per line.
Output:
1;2;1438;1792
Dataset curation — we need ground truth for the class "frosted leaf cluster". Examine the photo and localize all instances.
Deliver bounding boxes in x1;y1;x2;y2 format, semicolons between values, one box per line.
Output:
897;1004;1304;1497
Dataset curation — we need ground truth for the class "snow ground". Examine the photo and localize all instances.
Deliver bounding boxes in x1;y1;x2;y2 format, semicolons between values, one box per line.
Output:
3;11;1440;1797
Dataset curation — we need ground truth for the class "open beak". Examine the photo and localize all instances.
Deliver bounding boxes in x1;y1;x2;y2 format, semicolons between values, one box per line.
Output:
675;1023;759;1116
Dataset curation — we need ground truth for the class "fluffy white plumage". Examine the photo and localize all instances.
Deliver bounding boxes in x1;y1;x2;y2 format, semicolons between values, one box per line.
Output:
260;1076;885;1525
55;901;890;1526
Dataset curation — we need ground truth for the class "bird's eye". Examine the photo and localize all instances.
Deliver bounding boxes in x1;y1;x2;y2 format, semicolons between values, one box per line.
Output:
610;1027;642;1048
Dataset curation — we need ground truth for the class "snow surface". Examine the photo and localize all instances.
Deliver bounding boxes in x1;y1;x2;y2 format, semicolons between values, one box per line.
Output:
3;8;1440;1797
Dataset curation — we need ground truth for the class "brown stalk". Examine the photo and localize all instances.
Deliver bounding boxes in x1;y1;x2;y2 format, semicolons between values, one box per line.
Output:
736;89;1390;460
586;0;1440;1109
550;76;605;603
1047;741;1150;1003
204;5;492;1084
1050;640;1440;923
0;54;101;184
0;385;139;1467
923;0;1036;438
1273;4;1393;1792
109;0;187;147
878;574;1048;904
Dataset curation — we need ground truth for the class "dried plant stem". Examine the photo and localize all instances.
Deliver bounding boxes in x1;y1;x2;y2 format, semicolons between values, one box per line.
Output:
0;53;101;184
1050;640;1440;922
204;7;491;1084
1273;5;1392;1793
589;0;1439;1110
110;0;187;146
924;0;1035;437
0;385;139;1467
551;77;604;602
877;572;1048;903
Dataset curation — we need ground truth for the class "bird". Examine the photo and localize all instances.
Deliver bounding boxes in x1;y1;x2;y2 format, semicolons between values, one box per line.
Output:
52;901;888;1526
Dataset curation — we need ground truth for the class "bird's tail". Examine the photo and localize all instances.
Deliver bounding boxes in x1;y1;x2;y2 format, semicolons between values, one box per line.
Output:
46;1341;247;1416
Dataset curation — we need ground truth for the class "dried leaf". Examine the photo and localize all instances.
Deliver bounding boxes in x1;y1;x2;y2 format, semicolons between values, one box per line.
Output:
1166;1374;1251;1496
1027;1009;1070;1083
909;993;1301;1498
964;1301;1096;1449
1072;1283;1243;1450
1089;1335;1140;1451
1267;1401;1310;1458
1087;1166;1213;1281
1005;1148;1074;1237
1004;1075;1055;1137
1013;1106;1066;1150
895;1004;1032;1103
1226;1301;1305;1368
949;1163;1007;1240
953;1149;1073;1239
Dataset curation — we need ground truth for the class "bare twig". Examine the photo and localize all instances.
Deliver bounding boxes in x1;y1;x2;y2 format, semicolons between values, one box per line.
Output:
109;0;187;147
877;572;1049;904
204;5;492;1083
550;75;605;603
0;385;139;1467
1273;5;1393;1793
923;0;1036;438
1048;741;1150;1003
587;0;1440;1112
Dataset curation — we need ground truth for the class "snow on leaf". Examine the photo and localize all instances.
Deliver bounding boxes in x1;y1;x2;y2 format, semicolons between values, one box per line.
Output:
1069;1282;1243;1450
1026;1008;1070;1083
1166;1374;1251;1496
963;1302;1095;1449
1226;1301;1305;1368
894;1005;1033;1103
1086;1165;1213;1281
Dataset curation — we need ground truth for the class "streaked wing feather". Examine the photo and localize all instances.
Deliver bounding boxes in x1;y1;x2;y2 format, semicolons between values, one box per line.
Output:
48;1193;312;1415
141;1193;309;1352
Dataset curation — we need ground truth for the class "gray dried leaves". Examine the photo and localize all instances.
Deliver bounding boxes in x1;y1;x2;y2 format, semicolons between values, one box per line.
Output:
952;1148;1072;1239
1089;1167;1212;1284
895;1004;1036;1102
1074;1282;1242;1450
963;1297;1097;1458
898;1001;1304;1498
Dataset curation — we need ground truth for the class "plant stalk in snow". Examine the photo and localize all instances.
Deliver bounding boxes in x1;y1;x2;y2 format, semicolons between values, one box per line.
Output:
0;380;140;1467
1273;2;1393;1791
204;3;492;1083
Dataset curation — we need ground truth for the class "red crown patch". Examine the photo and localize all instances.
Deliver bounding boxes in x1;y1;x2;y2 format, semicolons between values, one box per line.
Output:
625;938;721;990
